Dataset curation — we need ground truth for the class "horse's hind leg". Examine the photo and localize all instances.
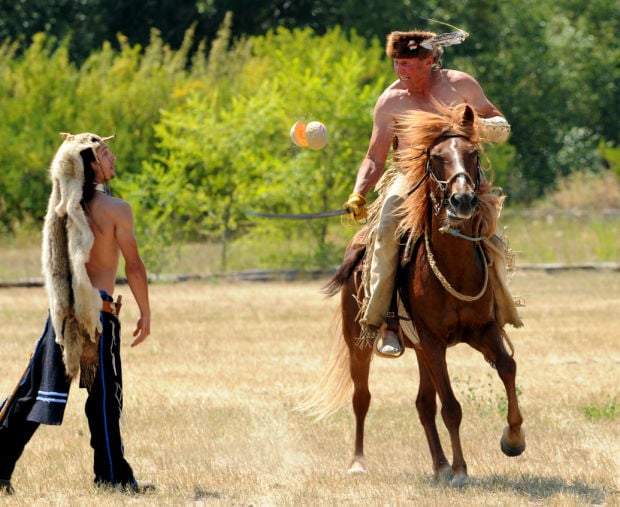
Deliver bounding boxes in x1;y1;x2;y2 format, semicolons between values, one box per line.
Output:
414;349;451;481
348;346;372;473
470;322;526;457
342;278;373;474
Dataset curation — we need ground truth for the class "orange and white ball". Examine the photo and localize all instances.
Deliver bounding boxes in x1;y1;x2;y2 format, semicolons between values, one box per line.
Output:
290;121;328;150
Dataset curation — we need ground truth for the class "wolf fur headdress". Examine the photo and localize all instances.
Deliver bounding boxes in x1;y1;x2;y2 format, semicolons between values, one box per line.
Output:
386;29;468;68
41;132;114;387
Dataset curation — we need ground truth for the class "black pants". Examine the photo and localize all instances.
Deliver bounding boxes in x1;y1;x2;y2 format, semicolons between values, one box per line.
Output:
0;420;39;481
0;309;136;487
86;311;135;486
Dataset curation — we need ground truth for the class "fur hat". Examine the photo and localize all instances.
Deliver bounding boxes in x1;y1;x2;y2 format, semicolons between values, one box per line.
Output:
41;132;113;387
385;31;437;59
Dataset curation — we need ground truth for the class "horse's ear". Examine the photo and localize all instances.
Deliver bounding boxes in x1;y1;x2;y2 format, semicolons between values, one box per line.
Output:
458;104;475;128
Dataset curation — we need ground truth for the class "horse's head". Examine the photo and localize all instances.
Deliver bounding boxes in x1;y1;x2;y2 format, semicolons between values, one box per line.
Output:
426;128;481;223
396;104;501;238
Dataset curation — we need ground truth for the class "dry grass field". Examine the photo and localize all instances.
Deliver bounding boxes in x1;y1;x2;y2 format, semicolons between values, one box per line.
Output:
0;270;618;506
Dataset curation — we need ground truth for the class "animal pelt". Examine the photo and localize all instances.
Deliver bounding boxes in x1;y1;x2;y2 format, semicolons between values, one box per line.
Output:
42;133;103;386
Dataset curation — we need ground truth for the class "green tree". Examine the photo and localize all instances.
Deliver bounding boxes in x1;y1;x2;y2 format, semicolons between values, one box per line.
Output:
0;34;79;231
0;0;209;64
0;28;199;232
127;26;388;273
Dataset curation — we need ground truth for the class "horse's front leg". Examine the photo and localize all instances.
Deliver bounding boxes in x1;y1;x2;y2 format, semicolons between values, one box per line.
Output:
472;323;526;457
417;339;468;486
414;348;451;481
495;333;526;457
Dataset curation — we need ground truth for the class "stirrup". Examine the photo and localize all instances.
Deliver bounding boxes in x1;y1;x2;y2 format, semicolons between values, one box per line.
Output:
375;329;404;358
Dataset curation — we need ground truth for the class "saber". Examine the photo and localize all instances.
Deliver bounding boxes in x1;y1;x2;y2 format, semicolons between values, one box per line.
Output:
245;209;348;220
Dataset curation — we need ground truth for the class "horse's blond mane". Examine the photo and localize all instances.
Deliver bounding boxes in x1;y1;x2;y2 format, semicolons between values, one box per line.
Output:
397;103;482;173
394;103;502;238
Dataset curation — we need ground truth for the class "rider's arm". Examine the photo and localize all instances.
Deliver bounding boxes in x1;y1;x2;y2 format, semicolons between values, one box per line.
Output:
352;97;396;196
454;71;511;142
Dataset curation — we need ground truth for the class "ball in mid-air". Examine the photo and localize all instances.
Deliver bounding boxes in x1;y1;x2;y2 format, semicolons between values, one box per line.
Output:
290;120;328;150
304;121;328;150
290;121;308;147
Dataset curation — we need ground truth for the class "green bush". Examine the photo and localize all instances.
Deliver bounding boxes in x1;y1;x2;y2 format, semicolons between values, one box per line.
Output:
127;25;388;273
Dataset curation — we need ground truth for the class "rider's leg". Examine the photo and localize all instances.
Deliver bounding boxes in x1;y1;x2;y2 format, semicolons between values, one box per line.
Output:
360;176;407;357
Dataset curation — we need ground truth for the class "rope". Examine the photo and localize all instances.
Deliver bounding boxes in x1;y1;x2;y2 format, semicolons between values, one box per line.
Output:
439;225;486;242
424;232;488;302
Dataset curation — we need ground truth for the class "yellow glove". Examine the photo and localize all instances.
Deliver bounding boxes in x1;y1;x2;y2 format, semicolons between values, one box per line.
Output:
343;193;367;222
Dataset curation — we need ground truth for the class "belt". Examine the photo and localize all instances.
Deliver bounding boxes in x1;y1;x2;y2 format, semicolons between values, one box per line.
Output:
102;295;122;316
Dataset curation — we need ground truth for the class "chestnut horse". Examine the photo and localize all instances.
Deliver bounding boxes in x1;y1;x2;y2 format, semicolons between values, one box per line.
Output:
300;104;525;486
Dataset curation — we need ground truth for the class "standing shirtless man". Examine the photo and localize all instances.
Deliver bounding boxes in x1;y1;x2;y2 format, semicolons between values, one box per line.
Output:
343;30;510;357
0;133;152;494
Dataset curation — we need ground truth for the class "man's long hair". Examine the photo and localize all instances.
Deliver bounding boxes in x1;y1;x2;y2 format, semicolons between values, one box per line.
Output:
80;149;97;205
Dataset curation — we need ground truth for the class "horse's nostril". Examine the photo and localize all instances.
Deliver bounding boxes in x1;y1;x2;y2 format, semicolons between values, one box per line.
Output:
450;193;464;208
450;192;478;211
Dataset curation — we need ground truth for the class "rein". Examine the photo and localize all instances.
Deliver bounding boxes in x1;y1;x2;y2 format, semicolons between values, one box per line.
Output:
439;225;486;242
424;231;489;302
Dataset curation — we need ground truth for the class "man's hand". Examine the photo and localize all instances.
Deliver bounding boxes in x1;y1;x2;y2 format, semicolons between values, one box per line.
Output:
131;316;150;347
343;193;367;222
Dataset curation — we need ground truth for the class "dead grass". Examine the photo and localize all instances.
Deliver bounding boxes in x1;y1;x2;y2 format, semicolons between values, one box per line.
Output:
546;171;620;211
0;271;619;506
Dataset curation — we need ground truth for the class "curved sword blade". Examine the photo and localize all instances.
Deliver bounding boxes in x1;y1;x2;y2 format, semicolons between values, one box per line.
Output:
245;209;347;220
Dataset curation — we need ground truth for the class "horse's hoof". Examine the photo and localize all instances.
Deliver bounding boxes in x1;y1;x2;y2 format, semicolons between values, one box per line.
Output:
348;458;367;474
450;471;468;488
433;463;453;484
500;426;526;456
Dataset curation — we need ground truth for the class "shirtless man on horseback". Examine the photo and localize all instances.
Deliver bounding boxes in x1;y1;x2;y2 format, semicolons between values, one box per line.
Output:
343;29;510;357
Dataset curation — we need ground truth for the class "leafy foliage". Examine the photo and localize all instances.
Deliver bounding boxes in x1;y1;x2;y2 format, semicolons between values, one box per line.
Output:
0;27;200;232
125;25;387;271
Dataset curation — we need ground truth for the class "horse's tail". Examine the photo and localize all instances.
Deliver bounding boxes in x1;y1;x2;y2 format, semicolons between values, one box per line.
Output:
322;229;367;297
295;311;352;420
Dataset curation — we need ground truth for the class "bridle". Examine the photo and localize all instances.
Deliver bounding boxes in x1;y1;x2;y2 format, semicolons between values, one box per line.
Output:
427;133;481;217
408;132;490;301
407;133;482;212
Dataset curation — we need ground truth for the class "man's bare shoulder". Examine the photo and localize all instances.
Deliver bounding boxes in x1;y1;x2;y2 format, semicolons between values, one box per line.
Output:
375;80;410;110
379;79;409;98
436;68;479;87
91;193;133;224
102;193;131;210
